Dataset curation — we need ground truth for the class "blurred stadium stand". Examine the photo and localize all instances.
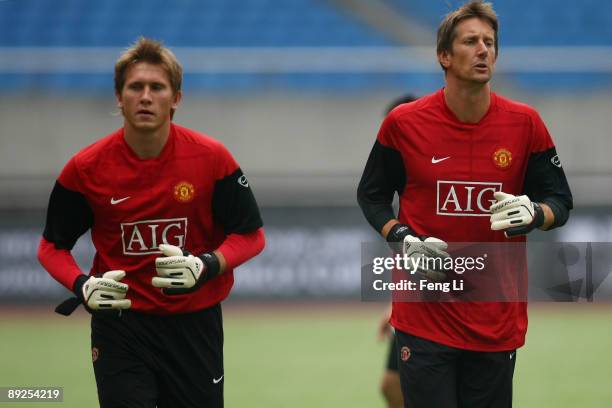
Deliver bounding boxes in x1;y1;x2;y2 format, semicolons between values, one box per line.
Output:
2;0;611;93
0;0;392;47
389;0;612;46
1;0;611;301
0;0;399;92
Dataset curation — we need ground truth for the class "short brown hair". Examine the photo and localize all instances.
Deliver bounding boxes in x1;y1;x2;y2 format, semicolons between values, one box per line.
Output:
114;37;183;95
436;1;498;71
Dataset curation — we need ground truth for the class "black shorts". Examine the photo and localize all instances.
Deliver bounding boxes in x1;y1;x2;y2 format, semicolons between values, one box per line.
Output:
91;304;224;408
395;330;516;408
386;333;399;372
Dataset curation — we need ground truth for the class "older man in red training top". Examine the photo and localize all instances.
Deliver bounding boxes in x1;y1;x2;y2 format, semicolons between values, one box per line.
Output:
39;37;265;408
358;1;572;407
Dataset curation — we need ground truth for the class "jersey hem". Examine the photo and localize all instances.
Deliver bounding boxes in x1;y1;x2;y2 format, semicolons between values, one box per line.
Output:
392;321;525;352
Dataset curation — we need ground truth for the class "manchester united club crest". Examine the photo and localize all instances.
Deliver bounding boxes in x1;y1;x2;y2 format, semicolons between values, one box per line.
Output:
400;346;411;362
92;347;99;363
492;148;512;169
173;181;195;203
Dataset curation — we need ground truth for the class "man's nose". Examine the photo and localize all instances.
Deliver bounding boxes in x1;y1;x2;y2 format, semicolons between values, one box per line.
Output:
140;86;153;103
476;40;488;57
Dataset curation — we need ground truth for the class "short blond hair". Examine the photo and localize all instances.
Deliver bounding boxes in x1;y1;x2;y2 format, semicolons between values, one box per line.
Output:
114;37;183;95
436;1;499;72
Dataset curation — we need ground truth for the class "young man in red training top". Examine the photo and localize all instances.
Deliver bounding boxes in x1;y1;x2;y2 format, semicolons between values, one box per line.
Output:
38;37;265;408
358;1;572;407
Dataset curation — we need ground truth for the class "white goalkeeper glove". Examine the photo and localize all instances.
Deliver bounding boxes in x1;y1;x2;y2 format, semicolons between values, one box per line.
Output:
490;191;544;237
54;270;131;316
403;235;450;282
152;244;220;295
80;270;131;311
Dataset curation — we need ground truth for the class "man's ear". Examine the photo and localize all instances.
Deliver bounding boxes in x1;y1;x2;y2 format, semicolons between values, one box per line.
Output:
172;90;182;110
438;50;451;69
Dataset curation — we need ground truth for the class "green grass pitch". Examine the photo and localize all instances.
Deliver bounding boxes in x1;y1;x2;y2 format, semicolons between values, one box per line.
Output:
0;303;610;407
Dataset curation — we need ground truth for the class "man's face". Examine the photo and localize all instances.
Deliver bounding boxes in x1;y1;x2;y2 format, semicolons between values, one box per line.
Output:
439;18;497;84
117;62;181;132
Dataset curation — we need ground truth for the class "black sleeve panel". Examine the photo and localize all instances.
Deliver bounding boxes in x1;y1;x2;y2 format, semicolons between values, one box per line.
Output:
357;141;406;233
212;168;263;234
43;181;94;250
523;147;573;228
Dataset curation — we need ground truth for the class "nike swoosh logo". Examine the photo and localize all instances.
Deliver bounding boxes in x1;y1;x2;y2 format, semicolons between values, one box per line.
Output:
431;156;450;164
110;196;130;205
213;375;224;384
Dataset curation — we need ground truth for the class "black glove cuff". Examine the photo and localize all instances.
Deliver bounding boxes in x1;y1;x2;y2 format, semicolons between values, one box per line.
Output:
532;203;545;229
55;275;89;316
386;223;416;243
72;275;89;302
198;252;221;283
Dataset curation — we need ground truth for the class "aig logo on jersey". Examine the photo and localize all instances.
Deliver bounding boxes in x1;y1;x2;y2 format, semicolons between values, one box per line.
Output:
120;218;188;255
437;181;502;216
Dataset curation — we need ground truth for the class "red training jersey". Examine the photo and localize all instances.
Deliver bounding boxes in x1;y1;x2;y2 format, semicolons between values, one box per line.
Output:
359;89;572;351
42;123;263;314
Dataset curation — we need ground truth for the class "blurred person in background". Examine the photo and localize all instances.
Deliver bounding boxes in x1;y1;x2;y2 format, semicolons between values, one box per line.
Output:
358;1;572;407
38;37;265;408
376;94;418;408
377;304;403;408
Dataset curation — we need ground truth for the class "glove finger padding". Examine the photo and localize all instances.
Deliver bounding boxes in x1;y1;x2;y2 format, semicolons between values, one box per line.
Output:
421;237;450;257
102;270;128;282
403;235;450;282
82;270;131;311
155;256;192;276
89;290;132;309
489;192;527;213
153;244;205;294
83;274;128;295
490;205;534;230
158;243;183;257
403;237;450;259
489;191;544;237
490;205;534;222
151;275;191;288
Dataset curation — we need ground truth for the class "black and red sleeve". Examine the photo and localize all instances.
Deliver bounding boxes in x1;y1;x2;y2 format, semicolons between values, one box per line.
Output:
211;145;263;234
357;114;406;233
523;113;573;229
42;158;94;249
39;158;93;291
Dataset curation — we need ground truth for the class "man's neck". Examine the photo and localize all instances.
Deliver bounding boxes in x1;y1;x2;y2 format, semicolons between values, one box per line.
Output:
123;122;171;160
444;80;491;124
